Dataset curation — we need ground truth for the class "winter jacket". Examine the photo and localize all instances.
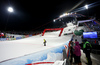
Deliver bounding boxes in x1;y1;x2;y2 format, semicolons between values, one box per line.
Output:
83;41;92;53
73;42;81;56
44;39;46;42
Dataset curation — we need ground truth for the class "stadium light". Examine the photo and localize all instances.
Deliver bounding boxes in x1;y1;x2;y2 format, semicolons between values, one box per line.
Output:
85;5;88;9
7;7;14;12
53;19;56;22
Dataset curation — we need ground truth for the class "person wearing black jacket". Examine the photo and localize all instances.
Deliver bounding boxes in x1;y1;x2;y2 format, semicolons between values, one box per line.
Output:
83;39;92;65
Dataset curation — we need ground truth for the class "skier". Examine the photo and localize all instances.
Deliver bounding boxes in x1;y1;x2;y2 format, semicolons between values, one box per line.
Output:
43;39;46;46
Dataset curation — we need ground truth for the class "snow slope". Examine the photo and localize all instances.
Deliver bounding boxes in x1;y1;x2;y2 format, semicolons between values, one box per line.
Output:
0;22;85;65
0;31;72;64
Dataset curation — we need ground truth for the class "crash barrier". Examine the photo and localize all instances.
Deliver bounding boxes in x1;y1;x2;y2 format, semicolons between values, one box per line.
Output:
7;38;16;40
25;35;29;38
0;38;6;41
0;32;42;41
16;37;22;40
0;41;70;65
29;35;32;37
0;34;39;41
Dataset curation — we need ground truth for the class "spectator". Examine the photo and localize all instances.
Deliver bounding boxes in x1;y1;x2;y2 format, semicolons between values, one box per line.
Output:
83;39;92;65
73;39;82;65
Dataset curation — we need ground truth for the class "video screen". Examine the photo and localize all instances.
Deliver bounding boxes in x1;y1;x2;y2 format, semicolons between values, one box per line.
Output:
83;32;97;38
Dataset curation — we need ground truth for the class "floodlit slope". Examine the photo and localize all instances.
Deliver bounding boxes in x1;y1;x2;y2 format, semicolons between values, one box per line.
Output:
0;24;84;63
0;33;72;62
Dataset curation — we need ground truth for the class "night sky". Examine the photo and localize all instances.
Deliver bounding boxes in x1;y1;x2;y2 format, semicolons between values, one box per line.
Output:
0;0;100;32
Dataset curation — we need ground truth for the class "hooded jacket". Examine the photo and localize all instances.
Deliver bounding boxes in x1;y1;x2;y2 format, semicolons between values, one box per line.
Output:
73;41;81;56
83;41;92;53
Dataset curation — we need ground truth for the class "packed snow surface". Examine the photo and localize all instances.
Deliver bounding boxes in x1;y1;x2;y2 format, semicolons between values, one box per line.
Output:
0;32;72;62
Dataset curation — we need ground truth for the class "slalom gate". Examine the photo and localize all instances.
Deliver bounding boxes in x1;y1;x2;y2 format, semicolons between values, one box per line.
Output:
42;28;64;36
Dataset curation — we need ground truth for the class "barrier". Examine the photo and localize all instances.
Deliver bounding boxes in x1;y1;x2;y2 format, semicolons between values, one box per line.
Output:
14;38;16;40
29;35;32;37
0;38;7;41
25;35;29;38
1;32;43;41
0;35;32;41
16;37;22;40
22;36;25;38
6;38;9;40
32;34;35;36
11;38;14;40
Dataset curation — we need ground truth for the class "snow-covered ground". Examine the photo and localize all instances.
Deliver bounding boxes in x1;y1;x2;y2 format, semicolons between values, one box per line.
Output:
0;30;73;65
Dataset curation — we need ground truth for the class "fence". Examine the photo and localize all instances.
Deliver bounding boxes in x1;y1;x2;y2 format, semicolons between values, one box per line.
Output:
0;33;42;41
